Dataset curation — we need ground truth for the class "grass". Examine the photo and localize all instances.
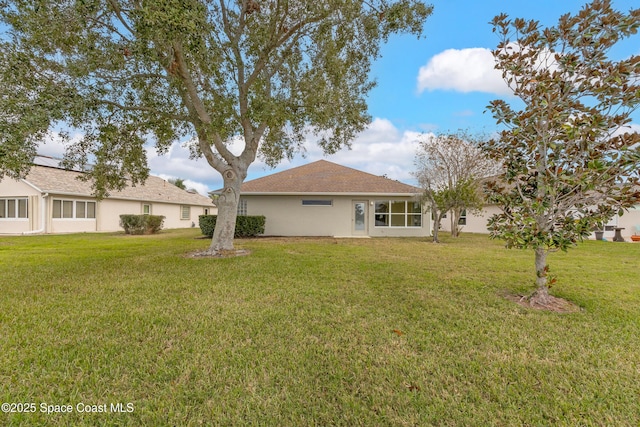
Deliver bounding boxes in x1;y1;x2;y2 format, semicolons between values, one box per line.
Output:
1;229;639;426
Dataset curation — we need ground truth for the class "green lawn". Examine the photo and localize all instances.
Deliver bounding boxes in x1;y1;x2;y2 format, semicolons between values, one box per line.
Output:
1;229;639;426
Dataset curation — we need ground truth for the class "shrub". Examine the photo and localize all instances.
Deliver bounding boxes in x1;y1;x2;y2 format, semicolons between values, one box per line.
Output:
119;214;165;235
236;215;266;237
199;215;266;238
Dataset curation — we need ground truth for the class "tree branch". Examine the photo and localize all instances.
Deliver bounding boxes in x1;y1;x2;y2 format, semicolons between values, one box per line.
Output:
98;99;188;121
172;41;212;125
106;0;136;36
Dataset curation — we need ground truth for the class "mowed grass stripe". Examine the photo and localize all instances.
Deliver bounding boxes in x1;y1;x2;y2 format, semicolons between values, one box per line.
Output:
1;229;639;426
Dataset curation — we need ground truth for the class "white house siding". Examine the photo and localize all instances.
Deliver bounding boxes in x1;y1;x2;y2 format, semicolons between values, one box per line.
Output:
1;162;218;235
35;197;212;234
0;179;40;234
439;204;640;242
616;205;640;240
1;179;215;234
439;206;502;235
41;195;95;233
243;195;430;237
98;198;210;231
0;213;31;234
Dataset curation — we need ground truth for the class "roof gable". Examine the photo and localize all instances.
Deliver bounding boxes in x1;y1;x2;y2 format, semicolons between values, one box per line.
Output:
240;160;420;194
22;165;213;206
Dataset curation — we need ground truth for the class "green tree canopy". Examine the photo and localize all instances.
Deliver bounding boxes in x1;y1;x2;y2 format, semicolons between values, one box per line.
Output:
414;129;498;242
484;0;640;306
0;0;432;252
168;178;186;190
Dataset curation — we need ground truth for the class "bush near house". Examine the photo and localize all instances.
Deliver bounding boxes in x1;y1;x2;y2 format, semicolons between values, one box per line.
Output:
119;214;165;235
199;215;266;238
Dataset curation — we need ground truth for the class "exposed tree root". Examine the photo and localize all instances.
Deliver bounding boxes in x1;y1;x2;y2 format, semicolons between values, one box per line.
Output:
184;249;251;259
503;291;581;313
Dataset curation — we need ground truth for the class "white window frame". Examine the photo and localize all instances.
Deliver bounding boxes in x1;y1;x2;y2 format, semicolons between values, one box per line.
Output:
142;203;152;215
52;199;96;219
0;198;28;220
374;200;422;228
237;199;247;216
458;209;467;225
180;205;191;220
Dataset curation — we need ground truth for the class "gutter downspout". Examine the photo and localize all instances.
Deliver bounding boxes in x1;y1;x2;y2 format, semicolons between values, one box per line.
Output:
22;193;48;235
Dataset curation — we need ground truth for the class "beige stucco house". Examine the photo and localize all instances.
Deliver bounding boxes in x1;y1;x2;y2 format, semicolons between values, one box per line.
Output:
440;205;640;241
231;160;431;237
0;157;216;235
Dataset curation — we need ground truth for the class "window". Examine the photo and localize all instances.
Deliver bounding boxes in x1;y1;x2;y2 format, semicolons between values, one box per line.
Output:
53;200;73;218
76;201;86;219
237;199;247;216
87;202;96;219
53;199;96;219
375;200;421;227
374;201;389;226
431;211;447;220
142;204;151;215
458;209;467;225
180;205;191;220
0;198;28;219
75;201;96;219
7;199;16;218
302;200;332;206
18;199;27;218
62;200;73;218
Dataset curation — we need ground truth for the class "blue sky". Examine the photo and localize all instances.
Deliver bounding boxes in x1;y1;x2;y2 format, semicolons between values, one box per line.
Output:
38;0;640;194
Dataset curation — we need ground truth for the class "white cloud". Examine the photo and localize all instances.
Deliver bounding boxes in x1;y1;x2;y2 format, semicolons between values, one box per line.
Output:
121;118;435;191
155;174;210;196
36;130;84;158
621;123;640;134
417;48;511;96
146;142;223;193
248;118;429;186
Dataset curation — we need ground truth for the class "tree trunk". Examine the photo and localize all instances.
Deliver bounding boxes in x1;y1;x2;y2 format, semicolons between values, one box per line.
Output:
432;212;443;243
451;208;460;238
209;168;243;253
531;247;550;305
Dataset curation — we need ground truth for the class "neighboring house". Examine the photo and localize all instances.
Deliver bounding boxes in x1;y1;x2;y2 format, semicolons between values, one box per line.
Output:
439;205;502;235
0;156;215;234
440;204;640;241
225;160;430;237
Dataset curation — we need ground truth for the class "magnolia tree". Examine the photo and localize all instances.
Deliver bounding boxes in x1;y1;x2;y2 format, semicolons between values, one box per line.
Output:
483;0;640;306
0;0;432;253
414;130;498;242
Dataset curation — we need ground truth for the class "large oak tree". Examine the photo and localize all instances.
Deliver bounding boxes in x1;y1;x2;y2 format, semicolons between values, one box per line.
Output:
0;0;432;253
484;0;640;306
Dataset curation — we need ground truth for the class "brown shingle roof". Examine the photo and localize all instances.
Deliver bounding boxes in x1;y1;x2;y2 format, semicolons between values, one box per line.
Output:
24;165;213;206
240;160;421;195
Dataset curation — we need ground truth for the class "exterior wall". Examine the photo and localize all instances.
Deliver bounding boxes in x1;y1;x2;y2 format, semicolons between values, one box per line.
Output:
98;199;214;232
440;206;502;234
0;179;40;234
48;195;99;234
243;195;430;237
1;176;216;235
440;204;640;242
614;205;640;240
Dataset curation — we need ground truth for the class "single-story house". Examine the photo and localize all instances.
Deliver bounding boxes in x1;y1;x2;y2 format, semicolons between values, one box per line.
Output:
440;205;640;241
0;156;216;235
228;160;431;237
